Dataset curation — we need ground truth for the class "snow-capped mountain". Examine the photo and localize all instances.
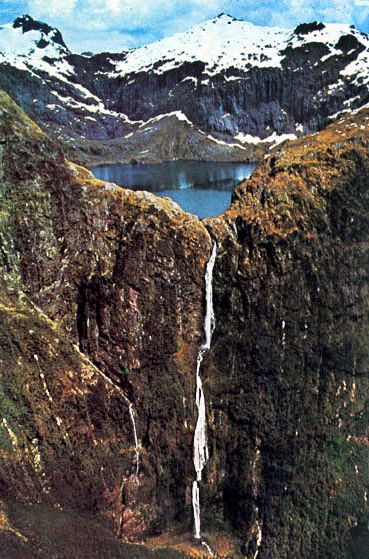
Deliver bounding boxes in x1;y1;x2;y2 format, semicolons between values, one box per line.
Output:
1;13;369;165
110;15;368;76
110;15;291;75
0;14;69;57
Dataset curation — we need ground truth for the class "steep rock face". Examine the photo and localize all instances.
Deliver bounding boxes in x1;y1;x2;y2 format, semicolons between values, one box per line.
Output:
0;280;137;522
0;91;212;540
203;117;369;557
0;285;189;559
1;91;369;558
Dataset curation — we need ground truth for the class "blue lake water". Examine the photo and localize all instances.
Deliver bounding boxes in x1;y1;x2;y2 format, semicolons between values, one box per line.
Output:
91;160;256;218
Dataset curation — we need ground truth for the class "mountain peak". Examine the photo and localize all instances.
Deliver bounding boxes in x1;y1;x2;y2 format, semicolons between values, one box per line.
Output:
215;12;233;19
13;14;39;30
293;21;326;35
12;14;68;50
212;12;239;23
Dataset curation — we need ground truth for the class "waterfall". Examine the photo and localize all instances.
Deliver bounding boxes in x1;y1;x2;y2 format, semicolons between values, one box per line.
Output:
129;403;140;476
253;519;263;559
203;243;217;350
192;480;201;539
192;242;217;541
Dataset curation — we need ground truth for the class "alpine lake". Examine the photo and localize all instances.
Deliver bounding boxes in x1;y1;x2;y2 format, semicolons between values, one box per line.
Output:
92;160;256;219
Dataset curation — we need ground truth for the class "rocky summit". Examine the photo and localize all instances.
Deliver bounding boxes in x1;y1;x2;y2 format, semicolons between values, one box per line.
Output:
1;64;369;559
1;14;369;164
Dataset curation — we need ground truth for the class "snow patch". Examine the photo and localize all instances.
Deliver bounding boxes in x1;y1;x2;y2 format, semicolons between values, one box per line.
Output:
139;110;193;127
181;76;198;86
110;15;291;77
234;132;262;144
109;16;368;80
234;131;297;146
0;22;68;58
341;49;369;86
267;132;297;148
207;134;247;150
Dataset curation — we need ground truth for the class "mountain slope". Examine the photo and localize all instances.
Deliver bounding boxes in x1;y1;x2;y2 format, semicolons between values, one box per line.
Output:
1;14;369;164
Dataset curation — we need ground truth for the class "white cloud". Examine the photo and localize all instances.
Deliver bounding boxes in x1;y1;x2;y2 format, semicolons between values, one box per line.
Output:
27;0;76;17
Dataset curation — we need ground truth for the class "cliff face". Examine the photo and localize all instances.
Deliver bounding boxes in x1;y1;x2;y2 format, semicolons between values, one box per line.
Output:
1;91;369;558
205;118;369;557
0;90;213;544
98;39;363;137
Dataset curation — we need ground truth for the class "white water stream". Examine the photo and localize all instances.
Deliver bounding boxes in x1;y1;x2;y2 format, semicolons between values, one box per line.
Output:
129;403;140;476
80;353;141;477
192;242;217;542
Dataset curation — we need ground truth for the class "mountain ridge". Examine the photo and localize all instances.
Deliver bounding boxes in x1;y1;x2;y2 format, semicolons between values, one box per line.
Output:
1;13;369;165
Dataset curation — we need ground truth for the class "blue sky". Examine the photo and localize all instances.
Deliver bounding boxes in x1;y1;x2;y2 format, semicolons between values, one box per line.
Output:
1;0;369;52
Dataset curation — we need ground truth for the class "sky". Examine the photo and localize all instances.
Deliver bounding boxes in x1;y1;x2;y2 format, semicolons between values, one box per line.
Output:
1;0;369;53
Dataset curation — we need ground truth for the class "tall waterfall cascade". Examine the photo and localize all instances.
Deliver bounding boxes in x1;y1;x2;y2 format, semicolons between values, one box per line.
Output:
192;242;217;541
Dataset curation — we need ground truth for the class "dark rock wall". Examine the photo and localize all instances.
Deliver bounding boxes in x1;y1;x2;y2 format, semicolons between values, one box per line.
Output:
202;130;369;556
66;38;366;139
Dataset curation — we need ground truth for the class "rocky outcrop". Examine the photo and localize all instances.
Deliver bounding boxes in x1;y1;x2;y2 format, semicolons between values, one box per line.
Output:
1;90;369;558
